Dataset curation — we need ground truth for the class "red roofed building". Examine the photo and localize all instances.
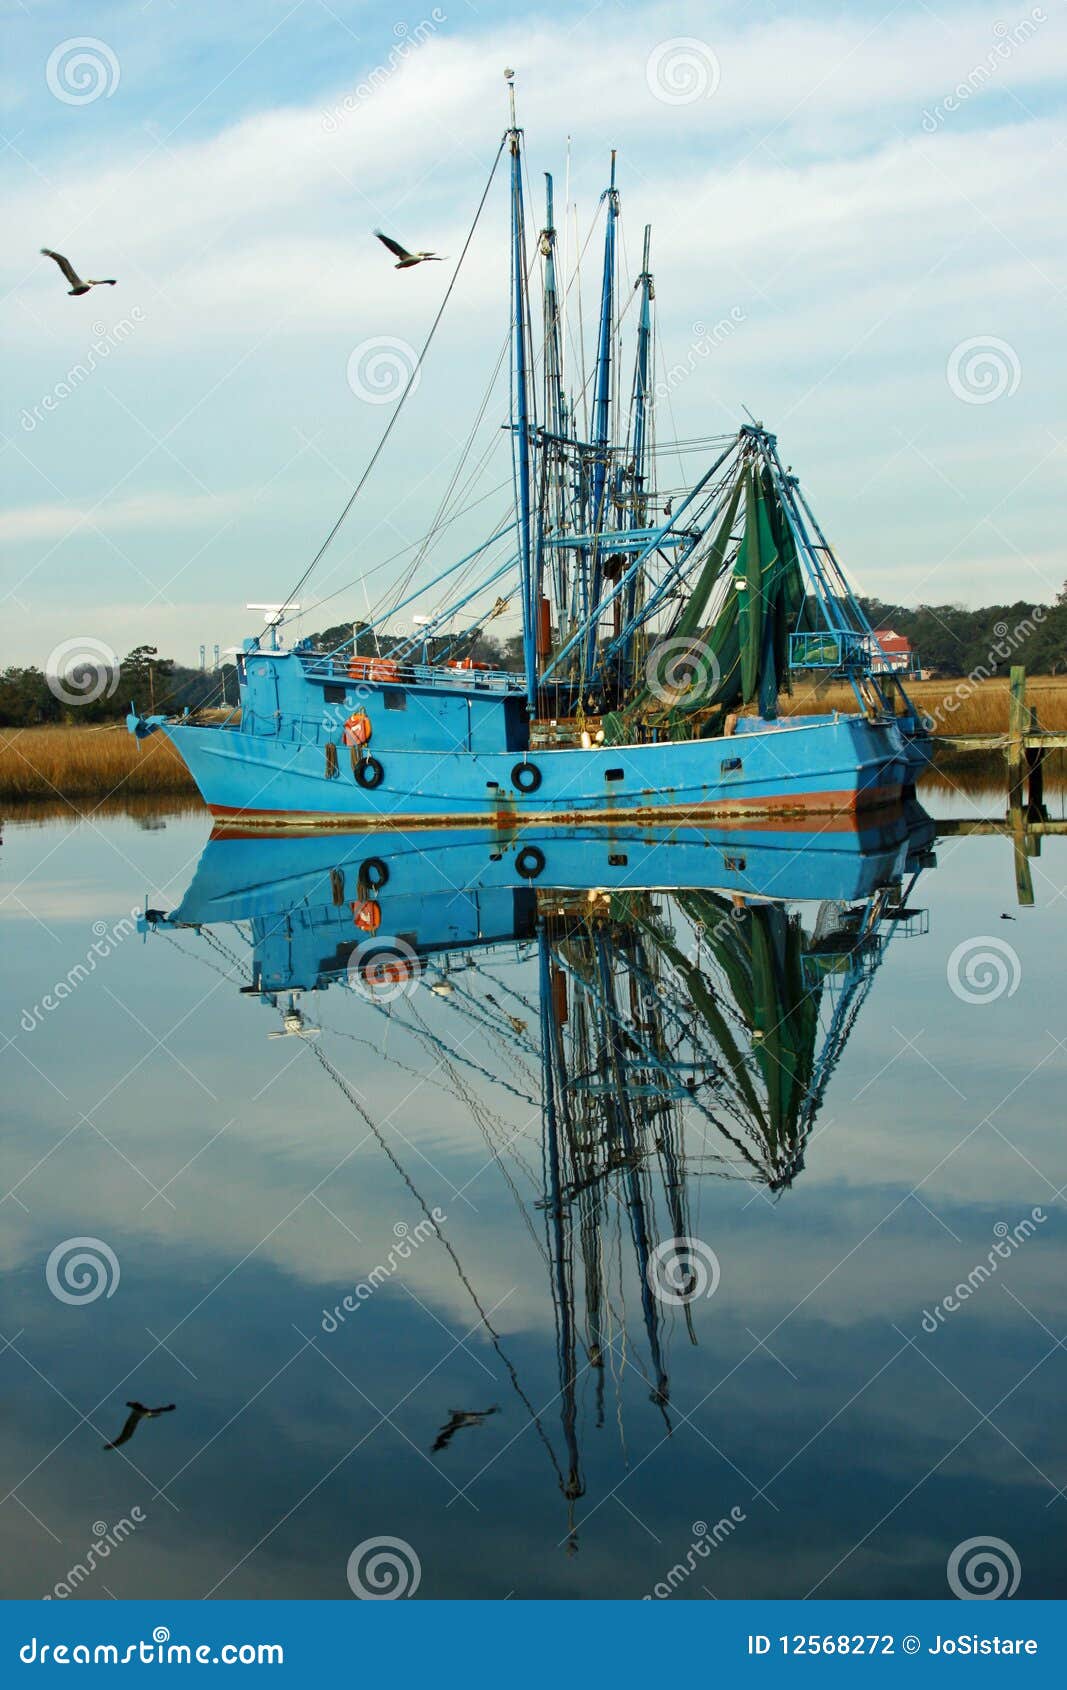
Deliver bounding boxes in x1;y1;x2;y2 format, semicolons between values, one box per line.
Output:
869;627;914;674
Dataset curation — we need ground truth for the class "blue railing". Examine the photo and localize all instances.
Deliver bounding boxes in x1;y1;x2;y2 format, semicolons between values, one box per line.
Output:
295;652;526;695
789;630;873;672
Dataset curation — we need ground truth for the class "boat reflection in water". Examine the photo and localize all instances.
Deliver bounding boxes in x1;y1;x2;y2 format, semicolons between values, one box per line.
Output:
143;805;936;1546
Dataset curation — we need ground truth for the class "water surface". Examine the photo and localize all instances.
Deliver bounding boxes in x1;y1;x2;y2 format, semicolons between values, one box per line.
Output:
1;790;1064;1600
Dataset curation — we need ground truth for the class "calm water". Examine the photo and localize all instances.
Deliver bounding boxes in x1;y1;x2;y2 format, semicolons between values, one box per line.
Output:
2;789;1065;1601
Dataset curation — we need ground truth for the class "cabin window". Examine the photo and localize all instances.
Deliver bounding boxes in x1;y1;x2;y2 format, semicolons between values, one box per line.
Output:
720;757;743;774
608;853;628;866
324;684;345;704
605;768;625;781
384;690;407;711
723;855;746;872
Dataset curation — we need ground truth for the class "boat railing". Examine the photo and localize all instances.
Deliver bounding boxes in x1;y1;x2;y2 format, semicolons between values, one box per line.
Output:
789;630;871;672
295;651;526;696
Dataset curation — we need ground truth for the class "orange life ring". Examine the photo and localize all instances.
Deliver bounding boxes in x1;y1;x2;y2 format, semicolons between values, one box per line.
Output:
348;656;399;683
351;899;382;932
447;658;490;672
342;711;372;747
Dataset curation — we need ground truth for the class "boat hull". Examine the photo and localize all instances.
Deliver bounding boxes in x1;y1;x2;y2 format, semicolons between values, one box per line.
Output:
157;713;908;828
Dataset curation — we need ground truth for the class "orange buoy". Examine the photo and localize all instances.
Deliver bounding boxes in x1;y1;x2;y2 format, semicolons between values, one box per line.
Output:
351;899;382;932
342;711;372;747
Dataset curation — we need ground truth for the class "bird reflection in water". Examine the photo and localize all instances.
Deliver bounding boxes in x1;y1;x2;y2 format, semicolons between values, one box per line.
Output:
430;1406;501;1456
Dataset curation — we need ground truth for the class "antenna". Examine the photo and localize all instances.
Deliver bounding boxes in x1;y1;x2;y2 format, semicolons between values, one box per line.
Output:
504;66;516;130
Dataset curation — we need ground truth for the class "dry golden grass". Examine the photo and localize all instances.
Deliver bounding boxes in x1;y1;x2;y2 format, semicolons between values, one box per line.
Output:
0;725;197;804
781;676;1067;736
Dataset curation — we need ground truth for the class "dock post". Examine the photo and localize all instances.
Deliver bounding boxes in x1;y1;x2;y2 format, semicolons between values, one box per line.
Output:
1007;665;1028;809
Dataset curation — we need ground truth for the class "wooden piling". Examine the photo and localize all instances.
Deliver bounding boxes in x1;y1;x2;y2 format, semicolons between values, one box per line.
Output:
1007;664;1028;809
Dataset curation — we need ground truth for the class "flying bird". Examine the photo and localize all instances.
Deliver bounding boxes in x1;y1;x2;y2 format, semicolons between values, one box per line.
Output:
102;1401;175;1450
374;230;443;270
40;248;117;296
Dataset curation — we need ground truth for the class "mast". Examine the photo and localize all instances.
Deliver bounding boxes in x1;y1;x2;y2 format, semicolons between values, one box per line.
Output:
631;224;654;530
620;222;654;695
584;150;620;678
540;172;567;656
506;71;539;712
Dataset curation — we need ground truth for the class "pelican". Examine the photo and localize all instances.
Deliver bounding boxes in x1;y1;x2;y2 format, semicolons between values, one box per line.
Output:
41;248;117;296
374;231;444;270
102;1401;175;1450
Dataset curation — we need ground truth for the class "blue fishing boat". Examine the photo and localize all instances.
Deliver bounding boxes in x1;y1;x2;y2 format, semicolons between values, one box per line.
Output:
129;76;929;826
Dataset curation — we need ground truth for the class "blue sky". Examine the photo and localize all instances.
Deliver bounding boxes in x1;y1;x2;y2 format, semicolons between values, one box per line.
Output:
3;0;1065;666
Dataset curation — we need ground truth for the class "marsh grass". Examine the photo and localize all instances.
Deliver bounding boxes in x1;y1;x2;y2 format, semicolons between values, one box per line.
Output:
781;676;1067;736
0;725;197;804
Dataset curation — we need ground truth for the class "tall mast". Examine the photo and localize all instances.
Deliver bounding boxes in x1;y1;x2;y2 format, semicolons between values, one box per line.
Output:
506;70;539;712
620;222;654;695
540;173;567;637
585;150;619;678
631;224;654;529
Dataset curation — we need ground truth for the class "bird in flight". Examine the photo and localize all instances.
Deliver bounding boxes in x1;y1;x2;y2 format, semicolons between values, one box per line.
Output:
102;1401;176;1450
374;230;444;270
40;248;117;296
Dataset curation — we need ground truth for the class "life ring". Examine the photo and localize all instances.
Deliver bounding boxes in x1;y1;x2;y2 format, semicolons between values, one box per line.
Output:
354;755;385;789
447;658;491;672
515;845;546;880
343;711;372;747
348;656;399;683
351;899;382;933
359;857;389;891
512;760;542;794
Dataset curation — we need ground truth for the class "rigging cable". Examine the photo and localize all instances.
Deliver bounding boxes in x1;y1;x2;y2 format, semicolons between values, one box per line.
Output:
276;136;508;623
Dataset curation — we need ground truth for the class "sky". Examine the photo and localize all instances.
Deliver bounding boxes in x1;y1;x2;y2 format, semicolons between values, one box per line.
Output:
2;0;1065;668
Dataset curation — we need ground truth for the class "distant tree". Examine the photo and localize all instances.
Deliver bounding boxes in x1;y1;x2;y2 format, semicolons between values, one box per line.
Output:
121;645;175;710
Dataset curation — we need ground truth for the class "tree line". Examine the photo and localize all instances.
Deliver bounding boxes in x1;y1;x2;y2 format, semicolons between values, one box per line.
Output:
4;590;1066;726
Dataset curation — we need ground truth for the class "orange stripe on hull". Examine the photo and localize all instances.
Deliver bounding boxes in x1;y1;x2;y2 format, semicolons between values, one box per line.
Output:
207;784;903;834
